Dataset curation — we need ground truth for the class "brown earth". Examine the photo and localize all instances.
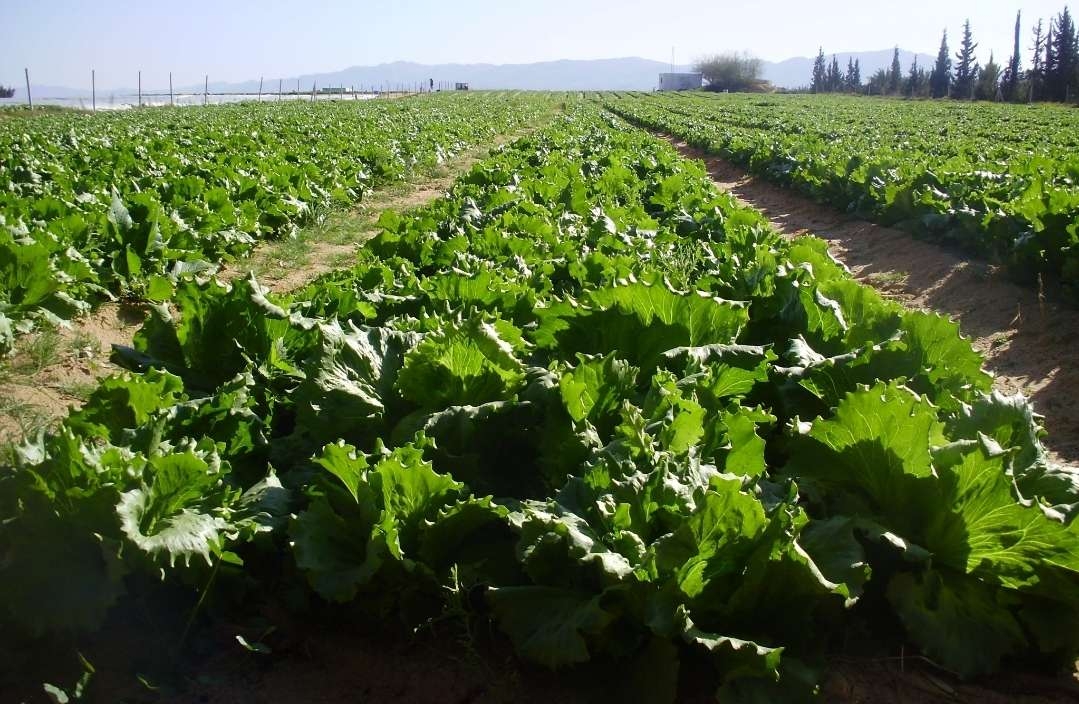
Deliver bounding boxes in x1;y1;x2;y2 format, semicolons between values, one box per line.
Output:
0;302;150;453
666;139;1079;468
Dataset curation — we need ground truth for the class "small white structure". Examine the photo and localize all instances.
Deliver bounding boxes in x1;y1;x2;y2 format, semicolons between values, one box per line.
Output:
658;73;703;91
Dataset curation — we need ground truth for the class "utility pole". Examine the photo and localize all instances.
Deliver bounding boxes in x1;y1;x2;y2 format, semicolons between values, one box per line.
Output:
24;68;32;108
91;69;96;112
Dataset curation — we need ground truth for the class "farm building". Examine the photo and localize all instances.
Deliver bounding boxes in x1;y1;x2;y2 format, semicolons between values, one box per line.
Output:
658;72;703;91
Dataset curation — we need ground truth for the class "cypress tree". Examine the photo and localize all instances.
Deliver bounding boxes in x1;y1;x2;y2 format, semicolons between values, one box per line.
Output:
930;30;952;98
953;19;980;99
828;55;842;92
854;58;861;89
1048;7;1077;101
1004;11;1022;101
812;48;827;93
1030;18;1046;101
1044;21;1056;98
908;57;921;97
976;52;1002;100
846;57;856;92
888;46;903;94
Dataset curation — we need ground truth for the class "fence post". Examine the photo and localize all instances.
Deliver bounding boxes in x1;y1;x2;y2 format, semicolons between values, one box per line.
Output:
169;72;174;106
24;68;32;108
258;76;263;102
91;69;96;112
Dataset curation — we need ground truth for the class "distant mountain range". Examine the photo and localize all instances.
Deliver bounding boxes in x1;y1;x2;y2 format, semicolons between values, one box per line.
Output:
208;58;696;93
9;51;939;99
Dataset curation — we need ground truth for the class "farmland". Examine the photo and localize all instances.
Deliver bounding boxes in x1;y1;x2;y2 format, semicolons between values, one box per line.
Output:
606;93;1079;299
0;94;548;352
1;95;1078;702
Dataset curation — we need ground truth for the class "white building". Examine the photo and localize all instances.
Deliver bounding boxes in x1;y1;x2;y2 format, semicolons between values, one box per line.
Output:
658;73;703;91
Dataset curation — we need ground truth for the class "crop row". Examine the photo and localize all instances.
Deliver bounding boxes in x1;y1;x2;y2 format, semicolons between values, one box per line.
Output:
0;94;551;351
2;106;1077;700
605;93;1079;299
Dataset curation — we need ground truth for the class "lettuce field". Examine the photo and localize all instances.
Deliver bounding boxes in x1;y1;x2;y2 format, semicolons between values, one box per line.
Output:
607;93;1079;300
2;96;1078;702
0;94;547;352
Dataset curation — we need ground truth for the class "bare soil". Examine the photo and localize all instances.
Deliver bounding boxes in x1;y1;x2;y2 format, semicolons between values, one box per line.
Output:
667;139;1079;467
0;303;150;449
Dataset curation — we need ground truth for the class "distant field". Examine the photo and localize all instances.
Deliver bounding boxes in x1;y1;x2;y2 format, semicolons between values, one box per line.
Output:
607;93;1079;299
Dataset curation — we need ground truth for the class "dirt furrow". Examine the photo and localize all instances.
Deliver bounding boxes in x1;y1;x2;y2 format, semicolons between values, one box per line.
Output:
667;138;1079;466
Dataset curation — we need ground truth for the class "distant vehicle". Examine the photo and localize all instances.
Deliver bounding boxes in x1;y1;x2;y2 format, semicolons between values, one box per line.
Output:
455;82;469;91
0;86;15;98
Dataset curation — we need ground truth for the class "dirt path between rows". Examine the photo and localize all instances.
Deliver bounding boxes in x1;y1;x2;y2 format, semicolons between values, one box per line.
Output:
0;129;541;451
666;138;1079;467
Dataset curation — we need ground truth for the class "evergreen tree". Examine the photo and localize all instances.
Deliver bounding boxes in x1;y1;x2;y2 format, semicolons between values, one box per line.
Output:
976;52;1002;100
1030;18;1046;101
812;48;827;93
867;68;889;95
1003;11;1022;101
930;30;952;97
907;57;925;97
1044;21;1056;97
845;57;857;91
888;46;903;94
827;55;842;92
1047;7;1077;101
854;58;862;89
953;19;980;99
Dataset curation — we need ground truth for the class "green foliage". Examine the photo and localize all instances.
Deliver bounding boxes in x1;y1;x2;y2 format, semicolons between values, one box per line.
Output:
693;53;767;93
606;92;1079;299
0;94;549;352
1;104;1076;701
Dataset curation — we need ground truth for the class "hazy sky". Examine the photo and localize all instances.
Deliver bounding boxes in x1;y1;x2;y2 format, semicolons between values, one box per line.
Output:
1;0;1071;88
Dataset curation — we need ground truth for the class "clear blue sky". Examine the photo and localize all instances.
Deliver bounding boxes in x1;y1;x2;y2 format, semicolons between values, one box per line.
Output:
1;0;1070;89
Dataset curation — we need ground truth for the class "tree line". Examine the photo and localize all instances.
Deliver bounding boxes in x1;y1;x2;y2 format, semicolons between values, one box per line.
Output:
810;6;1078;102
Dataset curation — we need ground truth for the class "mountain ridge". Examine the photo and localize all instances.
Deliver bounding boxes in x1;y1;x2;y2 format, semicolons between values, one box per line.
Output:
6;51;939;98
